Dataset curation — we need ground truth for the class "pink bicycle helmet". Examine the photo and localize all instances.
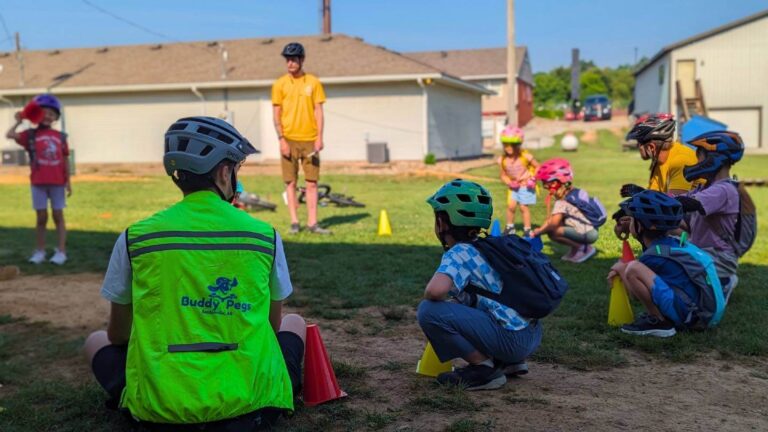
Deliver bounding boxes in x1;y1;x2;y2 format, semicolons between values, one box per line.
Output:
500;125;524;144
536;158;573;185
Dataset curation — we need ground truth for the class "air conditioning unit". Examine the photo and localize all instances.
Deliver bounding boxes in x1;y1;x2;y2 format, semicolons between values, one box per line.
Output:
366;142;389;164
1;149;29;166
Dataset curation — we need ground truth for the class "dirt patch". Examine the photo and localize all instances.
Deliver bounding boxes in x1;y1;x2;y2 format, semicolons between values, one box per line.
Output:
2;274;767;431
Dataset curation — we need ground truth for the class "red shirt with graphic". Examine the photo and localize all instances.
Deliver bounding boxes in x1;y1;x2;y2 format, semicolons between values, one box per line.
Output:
15;127;69;186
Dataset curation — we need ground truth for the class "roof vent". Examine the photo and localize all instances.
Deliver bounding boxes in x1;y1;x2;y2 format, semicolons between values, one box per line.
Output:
150;44;163;51
440;51;448;58
261;38;274;45
97;47;109;54
207;41;219;47
354;36;363;42
320;35;332;42
49;49;61;56
0;52;9;58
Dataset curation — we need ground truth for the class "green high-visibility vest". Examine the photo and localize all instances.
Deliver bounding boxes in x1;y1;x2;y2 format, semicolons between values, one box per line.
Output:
120;191;293;424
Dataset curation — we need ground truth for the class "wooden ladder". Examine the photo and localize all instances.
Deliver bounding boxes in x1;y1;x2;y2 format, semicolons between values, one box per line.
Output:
676;79;707;122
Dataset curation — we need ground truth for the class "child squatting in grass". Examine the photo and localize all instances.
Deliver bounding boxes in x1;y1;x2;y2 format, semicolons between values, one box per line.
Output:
417;179;542;391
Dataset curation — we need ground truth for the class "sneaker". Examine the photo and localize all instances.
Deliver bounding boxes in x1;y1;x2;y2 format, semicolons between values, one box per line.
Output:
49;249;67;265
28;250;46;265
308;225;332;235
436;364;506;391
288;223;301;235
560;249;578;262
620;313;676;338
503;226;516;236
571;245;597;263
502;361;529;377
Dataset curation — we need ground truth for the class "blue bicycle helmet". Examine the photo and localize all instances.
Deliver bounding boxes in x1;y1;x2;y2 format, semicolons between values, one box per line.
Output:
33;94;62;115
684;131;744;182
620;190;683;232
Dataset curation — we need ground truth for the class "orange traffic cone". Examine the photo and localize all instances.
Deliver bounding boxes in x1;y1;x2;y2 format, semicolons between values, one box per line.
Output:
302;324;347;406
621;240;636;263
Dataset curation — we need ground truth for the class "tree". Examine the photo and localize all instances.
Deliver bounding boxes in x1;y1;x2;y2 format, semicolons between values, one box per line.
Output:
580;68;608;98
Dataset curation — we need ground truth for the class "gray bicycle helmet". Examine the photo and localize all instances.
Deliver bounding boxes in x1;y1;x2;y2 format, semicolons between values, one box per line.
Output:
163;116;258;176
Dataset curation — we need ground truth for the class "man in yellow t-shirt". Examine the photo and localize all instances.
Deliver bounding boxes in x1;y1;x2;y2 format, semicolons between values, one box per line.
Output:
614;114;700;237
272;42;329;235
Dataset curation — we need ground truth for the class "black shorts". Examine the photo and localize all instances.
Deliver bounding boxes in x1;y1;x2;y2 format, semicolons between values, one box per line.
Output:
92;331;304;427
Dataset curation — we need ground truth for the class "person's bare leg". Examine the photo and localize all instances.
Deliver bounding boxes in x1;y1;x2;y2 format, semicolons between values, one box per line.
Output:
35;210;48;251
624;261;664;318
52;210;66;253
520;204;531;230
463;350;490;365
506;200;518;228
306;181;319;227
280;314;307;344
84;330;111;364
285;181;299;225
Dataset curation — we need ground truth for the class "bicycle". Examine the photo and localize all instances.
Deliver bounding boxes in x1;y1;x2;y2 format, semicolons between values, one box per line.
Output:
296;183;365;208
235;192;278;211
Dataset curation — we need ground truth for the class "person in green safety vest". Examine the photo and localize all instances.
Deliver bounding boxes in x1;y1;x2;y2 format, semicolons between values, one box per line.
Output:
84;116;306;430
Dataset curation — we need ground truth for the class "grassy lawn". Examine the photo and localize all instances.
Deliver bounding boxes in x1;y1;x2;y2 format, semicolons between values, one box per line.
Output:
1;129;767;430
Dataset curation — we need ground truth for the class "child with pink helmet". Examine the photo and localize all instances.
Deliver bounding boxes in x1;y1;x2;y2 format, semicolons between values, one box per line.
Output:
498;125;539;236
530;158;602;263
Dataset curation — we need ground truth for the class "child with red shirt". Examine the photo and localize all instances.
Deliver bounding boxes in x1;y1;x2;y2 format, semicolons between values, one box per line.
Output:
5;94;71;265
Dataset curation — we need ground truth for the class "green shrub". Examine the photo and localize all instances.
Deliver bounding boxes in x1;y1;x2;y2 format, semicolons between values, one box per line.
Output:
423;153;437;165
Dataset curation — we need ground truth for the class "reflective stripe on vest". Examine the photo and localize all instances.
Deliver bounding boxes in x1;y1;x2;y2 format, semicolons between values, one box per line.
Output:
120;191;293;423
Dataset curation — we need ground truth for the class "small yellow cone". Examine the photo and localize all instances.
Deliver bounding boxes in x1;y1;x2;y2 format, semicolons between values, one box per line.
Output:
378;209;392;236
416;342;453;377
608;277;634;326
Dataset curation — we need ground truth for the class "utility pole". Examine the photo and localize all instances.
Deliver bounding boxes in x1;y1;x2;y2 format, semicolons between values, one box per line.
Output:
506;0;517;126
322;0;331;35
15;32;24;88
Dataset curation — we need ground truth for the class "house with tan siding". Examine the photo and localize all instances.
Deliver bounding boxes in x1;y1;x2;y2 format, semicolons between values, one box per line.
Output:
0;34;491;165
406;47;534;148
633;9;768;150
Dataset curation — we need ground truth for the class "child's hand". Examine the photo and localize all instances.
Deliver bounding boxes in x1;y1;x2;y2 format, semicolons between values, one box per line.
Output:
608;260;628;282
65;181;72;197
13;111;22;123
509;180;520;191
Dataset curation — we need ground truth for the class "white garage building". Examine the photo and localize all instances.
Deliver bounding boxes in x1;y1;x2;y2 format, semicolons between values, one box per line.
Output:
0;34;490;164
633;9;768;150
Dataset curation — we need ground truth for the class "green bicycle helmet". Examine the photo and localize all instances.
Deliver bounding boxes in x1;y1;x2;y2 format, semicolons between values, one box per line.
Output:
427;179;493;229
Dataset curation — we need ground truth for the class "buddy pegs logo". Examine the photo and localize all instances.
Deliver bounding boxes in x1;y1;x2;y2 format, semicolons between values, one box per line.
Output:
180;276;253;315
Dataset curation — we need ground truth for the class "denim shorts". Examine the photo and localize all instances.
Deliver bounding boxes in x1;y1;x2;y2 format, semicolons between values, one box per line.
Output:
508;188;537;206
31;185;66;210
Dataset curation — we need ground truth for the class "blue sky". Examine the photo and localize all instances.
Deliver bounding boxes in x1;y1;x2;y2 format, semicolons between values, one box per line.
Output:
0;0;765;71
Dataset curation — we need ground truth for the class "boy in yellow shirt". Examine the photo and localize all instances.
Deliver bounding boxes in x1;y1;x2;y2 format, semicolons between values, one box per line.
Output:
272;42;329;235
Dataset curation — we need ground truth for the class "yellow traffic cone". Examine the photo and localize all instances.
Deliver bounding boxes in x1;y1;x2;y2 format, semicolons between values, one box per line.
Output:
416;342;452;377
378;209;392;236
608;277;634;326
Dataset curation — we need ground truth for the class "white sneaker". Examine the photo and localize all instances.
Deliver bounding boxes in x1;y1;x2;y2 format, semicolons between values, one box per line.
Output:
28;249;46;265
49;249;67;265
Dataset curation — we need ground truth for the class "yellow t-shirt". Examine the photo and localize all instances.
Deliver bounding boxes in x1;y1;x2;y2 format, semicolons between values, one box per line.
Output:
648;142;702;193
271;73;326;141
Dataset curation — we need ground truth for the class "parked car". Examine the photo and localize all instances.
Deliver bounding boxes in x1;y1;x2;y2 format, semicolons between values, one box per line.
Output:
583;94;612;121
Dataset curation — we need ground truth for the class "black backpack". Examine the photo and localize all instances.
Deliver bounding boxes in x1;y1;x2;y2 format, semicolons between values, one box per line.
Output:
464;235;569;319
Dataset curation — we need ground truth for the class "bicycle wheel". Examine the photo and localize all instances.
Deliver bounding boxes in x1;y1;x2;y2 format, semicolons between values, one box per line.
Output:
327;193;365;208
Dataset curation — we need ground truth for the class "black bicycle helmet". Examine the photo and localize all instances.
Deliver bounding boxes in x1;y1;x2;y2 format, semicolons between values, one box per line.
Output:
626;113;676;144
281;42;305;58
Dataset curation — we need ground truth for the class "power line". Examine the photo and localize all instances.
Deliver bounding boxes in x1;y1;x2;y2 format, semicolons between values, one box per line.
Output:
81;0;184;44
0;13;14;48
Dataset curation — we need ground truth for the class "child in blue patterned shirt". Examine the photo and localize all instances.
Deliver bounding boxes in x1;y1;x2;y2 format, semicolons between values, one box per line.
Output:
417;179;543;391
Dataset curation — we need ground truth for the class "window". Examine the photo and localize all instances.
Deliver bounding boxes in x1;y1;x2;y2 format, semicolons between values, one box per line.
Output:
482;119;494;138
658;64;665;85
484;80;503;96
